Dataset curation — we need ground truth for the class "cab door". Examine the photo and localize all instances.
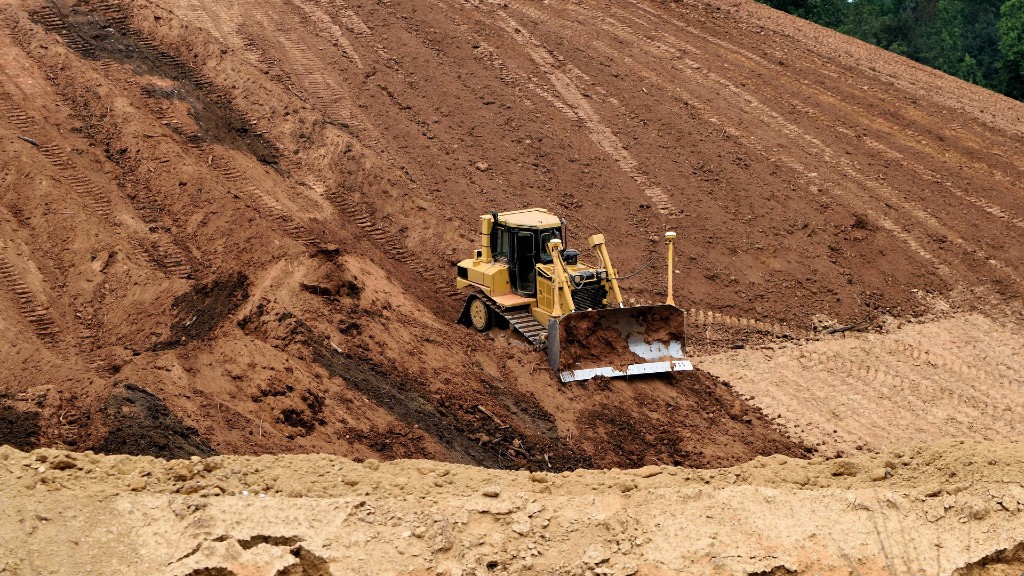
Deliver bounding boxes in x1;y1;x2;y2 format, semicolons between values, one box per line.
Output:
510;230;537;296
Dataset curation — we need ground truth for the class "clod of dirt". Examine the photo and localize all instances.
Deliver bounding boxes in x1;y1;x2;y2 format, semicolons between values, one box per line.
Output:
94;383;214;459
154;272;249;350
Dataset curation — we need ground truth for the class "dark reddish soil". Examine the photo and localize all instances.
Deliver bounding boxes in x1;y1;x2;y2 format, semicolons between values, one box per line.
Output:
1;0;1022;467
0;400;41;451
95;383;214;459
155;272;250;350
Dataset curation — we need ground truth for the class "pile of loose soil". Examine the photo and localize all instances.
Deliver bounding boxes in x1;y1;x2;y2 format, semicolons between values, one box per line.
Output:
1;0;1023;472
556;305;687;372
154;272;249;350
94;383;214;459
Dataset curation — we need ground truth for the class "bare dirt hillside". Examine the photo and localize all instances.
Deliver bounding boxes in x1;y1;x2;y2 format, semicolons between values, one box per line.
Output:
2;441;1024;575
1;0;1023;471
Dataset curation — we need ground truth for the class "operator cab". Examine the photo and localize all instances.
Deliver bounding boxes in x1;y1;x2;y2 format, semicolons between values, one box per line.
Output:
490;209;566;297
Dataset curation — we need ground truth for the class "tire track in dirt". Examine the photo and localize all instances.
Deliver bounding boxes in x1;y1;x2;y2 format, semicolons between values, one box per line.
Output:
578;33;953;280
448;0;679;217
311;0;398;66
701;312;1024;453
613;1;1024;241
322;189;464;303
172;0;226;44
666;0;1024;148
199;143;319;245
152;0;461;304
657;0;1024;177
239;0;382;150
0;28;200;369
0;84;114;221
570;7;1024;286
0;247;60;346
687;307;812;340
788;100;1024;233
793;347;969;441
543;3;947;274
285;0;363;69
21;1;327;249
0;21;198;282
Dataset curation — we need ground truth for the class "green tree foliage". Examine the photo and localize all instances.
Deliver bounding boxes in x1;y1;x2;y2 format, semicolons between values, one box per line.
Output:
756;0;1024;100
1001;0;1024;97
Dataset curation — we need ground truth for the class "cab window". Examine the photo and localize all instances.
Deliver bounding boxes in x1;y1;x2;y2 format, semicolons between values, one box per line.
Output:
492;226;510;261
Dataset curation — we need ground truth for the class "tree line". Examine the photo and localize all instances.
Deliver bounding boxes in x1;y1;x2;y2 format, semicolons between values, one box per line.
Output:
756;0;1024;100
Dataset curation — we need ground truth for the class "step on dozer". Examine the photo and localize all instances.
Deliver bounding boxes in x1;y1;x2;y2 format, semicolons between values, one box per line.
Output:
456;208;692;383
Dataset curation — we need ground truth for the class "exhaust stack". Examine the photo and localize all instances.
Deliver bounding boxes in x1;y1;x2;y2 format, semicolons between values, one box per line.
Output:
478;214;494;262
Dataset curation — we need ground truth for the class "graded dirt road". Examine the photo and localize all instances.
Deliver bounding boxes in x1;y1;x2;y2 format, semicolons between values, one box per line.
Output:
2;442;1024;575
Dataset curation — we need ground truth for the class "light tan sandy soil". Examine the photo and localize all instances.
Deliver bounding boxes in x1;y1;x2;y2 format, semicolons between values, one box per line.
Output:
2;441;1023;575
698;302;1024;457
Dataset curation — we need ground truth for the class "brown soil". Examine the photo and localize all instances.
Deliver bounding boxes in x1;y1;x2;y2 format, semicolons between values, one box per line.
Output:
0;0;1023;477
578;370;808;469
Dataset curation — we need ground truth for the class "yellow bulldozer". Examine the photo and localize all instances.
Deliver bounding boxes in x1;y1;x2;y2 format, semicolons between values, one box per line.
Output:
456;208;692;382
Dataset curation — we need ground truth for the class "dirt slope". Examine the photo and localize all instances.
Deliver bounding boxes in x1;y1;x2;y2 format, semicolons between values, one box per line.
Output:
1;0;1023;468
2;441;1024;575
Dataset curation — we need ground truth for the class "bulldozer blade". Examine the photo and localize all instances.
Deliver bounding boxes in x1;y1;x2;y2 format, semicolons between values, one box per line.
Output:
548;304;693;383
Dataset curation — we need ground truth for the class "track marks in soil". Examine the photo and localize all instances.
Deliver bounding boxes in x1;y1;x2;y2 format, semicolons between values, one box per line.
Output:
31;1;280;165
0;251;60;345
287;0;363;69
636;0;1024;246
323;190;463;303
31;5;319;248
462;1;679;217
0;87;112;219
0;39;197;281
243;0;382;149
200;145;319;245
700;313;1024;455
558;0;1024;287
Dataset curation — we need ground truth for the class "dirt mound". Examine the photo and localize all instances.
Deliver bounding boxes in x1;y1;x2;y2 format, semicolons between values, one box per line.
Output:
1;0;1024;472
238;299;799;470
579;370;808;469
555;305;687;373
